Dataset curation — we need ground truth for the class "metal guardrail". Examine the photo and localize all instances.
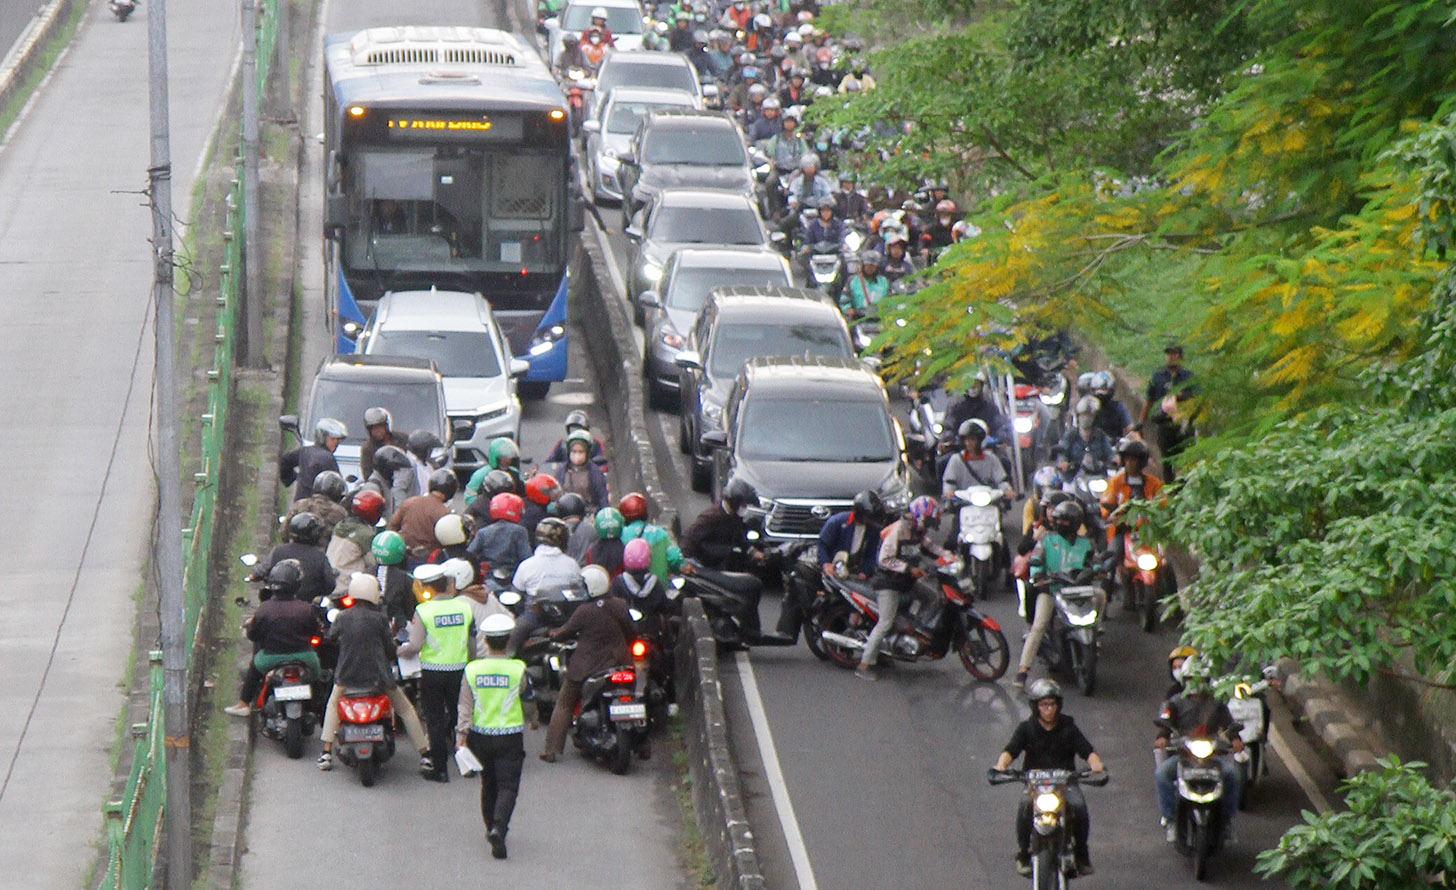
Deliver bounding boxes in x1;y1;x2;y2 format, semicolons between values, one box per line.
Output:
101;2;275;885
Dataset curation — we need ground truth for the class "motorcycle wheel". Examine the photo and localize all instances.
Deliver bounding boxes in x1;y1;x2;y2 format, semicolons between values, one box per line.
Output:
818;602;864;670
972;558;993;601
1239;743;1261;809
283;717;304;760
1192;820;1211;881
958;623;1009;681
358;755;378;788
1032;847;1060;890
802;608;829;661
610;726;633;775
1136;579;1158;632
1072;641;1098;696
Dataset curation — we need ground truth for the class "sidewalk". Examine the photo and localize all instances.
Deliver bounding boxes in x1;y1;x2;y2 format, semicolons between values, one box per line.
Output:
0;2;241;886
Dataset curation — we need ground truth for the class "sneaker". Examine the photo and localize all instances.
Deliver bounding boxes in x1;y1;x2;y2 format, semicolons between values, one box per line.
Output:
1074;853;1093;876
1014;852;1031;877
487;827;507;860
223;703;251;718
855;666;877;682
316;751;334;771
422;768;449;783
1164;819;1177;844
1014;670;1029;689
418;756;436;777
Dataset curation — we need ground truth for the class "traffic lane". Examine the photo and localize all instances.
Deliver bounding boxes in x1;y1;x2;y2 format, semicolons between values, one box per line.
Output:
0;0;51;63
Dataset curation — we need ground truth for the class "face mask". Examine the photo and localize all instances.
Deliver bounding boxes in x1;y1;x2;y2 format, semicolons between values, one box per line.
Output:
589;34;602;44
938;215;952;226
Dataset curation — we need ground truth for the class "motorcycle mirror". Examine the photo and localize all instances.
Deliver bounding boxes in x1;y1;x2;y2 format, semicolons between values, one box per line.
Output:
234;596;248;607
628;608;643;622
239;553;258;567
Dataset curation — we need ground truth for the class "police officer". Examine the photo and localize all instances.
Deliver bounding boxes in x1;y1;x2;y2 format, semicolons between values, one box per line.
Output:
398;567;477;782
457;613;538;860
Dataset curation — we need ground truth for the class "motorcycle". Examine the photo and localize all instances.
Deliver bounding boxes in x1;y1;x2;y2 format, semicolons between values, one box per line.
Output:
1011;383;1054;488
905;383;952;491
1164;733;1235;880
502;582;589;722
1019;572;1102;695
1116;529;1174;632
561;67;596;136
988;767;1109;889
1225;667;1277;808
564;652;648;775
814;554;1010;680
255;638;323;759
331;685;396;787
804;238;843;294
110;0;137;21
950;485;1008;600
780;542;832;660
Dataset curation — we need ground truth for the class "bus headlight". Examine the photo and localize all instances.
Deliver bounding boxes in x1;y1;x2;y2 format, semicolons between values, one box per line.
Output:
529;323;565;356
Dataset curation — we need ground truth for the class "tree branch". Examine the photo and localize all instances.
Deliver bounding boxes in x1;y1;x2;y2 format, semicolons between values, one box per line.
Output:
1375;665;1456;691
980;125;1037;181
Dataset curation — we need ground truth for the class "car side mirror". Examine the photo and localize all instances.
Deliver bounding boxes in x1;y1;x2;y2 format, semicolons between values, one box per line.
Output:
861;355;882;372
451;418;474;441
624;225;643;241
674;350;702;370
699;429;728;450
278;414;300;439
639;290;661;309
770;230;786;243
509;358;531;377
581;119;601;134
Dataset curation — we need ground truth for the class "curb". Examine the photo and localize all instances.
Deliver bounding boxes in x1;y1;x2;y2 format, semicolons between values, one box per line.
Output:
0;0;83;134
1274;659;1384;777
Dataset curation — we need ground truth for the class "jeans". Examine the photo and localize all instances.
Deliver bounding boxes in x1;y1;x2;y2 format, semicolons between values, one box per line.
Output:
419;668;464;774
1016;784;1088;856
320;684;428;755
1155;753;1241;826
860;588;899;668
466;731;526;833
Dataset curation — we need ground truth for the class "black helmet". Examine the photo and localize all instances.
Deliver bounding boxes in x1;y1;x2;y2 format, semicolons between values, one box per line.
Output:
1026;677;1062;705
851;489;884;522
1049;500;1083;537
1040;489;1073;514
564;410;590;433
372;445;410;476
1116;437;1150;463
312;470;346;503
406;429;443;462
263;559;304;600
535;516;570;549
957;418;988;442
479;469;517;500
428;469;459;499
287;511;327;546
362;406;392;429
555;492;588;519
722;478;758;511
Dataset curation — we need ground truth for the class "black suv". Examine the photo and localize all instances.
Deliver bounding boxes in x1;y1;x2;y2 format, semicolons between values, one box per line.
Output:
699;356;912;542
615;109;761;223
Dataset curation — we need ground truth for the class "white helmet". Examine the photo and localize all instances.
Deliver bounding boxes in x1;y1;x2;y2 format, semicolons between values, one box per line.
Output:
797;22;814;36
582;564;611;598
434;513;468;547
315;417;348;442
753;12;771;28
347;572;381;604
440;557;475;589
481;612;515;641
590;5;607;18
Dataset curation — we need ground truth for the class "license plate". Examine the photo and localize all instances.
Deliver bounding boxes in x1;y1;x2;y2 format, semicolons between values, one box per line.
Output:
608;703;646;722
273;685;311;701
342;724;385;742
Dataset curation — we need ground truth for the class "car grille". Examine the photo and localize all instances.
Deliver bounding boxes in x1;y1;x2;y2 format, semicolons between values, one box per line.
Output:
766;499;853;538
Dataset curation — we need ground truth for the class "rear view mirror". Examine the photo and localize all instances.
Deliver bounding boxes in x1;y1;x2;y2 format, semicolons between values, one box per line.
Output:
638;290;661;308
451;418;474;441
239;553;258;567
509;358;531;377
581;119;601;134
278;414;300;439
700;430;727;450
674;350;702;370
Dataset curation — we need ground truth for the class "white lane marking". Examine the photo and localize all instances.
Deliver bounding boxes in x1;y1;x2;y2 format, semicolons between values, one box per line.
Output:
1268;721;1332;814
735;650;821;890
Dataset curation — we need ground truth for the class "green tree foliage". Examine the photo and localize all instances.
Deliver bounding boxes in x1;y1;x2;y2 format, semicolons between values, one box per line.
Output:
1256;758;1456;889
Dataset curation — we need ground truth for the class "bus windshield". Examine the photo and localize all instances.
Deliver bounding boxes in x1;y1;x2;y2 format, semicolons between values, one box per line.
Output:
342;146;566;275
562;4;644;34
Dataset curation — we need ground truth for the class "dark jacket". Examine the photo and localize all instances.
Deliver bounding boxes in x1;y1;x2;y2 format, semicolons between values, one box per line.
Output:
279;445;340;500
257;542;338;602
555;461;611;512
359;430;408;480
522;501;550;541
377;565;417;629
585;538;626;576
246;598;322;654
1002;713;1096;771
467;520;533;572
1156;693;1239;744
553;596;634;681
816;511;879;574
680;504;747;568
330;601;397;688
944;393;1011;445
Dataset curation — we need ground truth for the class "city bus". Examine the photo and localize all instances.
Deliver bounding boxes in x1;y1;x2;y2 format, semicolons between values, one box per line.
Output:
322;26;582;394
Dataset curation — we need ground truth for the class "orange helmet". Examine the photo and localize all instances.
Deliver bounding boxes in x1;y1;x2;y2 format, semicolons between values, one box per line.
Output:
524;473;559;506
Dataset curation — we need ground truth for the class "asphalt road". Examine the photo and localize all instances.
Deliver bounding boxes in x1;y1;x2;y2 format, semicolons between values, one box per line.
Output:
0;0;50;63
0;1;241;886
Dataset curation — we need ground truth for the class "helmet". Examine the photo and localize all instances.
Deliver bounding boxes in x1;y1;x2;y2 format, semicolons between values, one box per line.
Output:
1176;655;1211;691
428;469;459;499
814;194;837;210
582;564;611;598
413;563;446;587
312;470;346;503
525;473;559;506
813;85;833;98
789;63;806;78
1074;395;1099;419
799;152;820;172
481;612;516;642
1050;500;1084;536
362;406;392;429
844;38;863;52
564;428;594;451
405;429;440;462
314;417;347;443
769;45;787;61
859;249;883;268
440;557;475;589
693;28;709;43
741;66;760;80
785;31;803;47
797;9;813;22
1025;678;1062;705
709;28;727;41
348;572;381;604
287;511;326;546
535;517;570;549
762;96;781;111
618;492;648;523
1168;644;1199;680
815;47;833;64
623;537;652;572
479;469;516;500
934;199;956;214
564;410;590;433
748;83;768;100
590;5;607;18
434;513;468;547
1116;437;1150;463
753;12;771;28
907;495;940;528
1090;370;1114;396
957;418;989;442
851;59;867;74
1040;489;1073;516
665;544;684;573
740;52;757;66
263;559;304;600
722;477;758;510
351;489;385;524
371;530;406;565
371;445;410;476
1077;371;1095;391
489;492;524;523
594;507;624;539
487;437;520;470
1032;465;1059;496
555;492;588;519
851;489;884;523
843;79;863;93
797;22;814;36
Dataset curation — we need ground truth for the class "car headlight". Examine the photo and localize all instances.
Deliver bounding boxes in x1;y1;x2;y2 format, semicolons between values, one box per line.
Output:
755;494;775;512
471;401;512;423
1186;738;1215;759
1033;792;1062;814
1088;477;1108;494
642;260;664;282
658;328;684;349
1137;552;1159;571
1014;415;1035;434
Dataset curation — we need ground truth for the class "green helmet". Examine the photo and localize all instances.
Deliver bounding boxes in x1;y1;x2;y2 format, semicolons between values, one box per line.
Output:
665;545;683;573
487;437;520;470
371;530;406;566
642;524;670;547
594;507;624;539
565;428;594;448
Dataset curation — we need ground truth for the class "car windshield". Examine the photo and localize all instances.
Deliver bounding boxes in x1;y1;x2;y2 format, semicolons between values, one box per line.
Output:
366;330;503;378
599;62;696;96
607;99;692;134
738;397;896;462
650;206;762;244
666;266;789;311
643;125;745;165
562;4;644;33
309;378;444;445
708;321;850;376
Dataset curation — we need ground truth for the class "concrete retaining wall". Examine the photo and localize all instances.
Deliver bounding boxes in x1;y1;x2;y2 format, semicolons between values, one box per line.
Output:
0;0;82;126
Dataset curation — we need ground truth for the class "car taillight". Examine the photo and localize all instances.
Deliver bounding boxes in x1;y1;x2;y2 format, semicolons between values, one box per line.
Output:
609;670;635;685
631;640;647;659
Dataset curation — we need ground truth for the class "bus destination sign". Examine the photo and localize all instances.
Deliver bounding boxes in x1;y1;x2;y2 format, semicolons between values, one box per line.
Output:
385;113;524;141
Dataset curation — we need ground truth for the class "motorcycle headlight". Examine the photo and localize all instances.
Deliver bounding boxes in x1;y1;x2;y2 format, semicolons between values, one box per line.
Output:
568;67;585;79
1034;791;1062;814
642;260;664;282
843;230;864;251
932;422;943;435
1040;388;1066;406
1186;738;1216;759
1137;552;1159;572
1014;415;1035;434
969;489;993;507
1088;478;1108;494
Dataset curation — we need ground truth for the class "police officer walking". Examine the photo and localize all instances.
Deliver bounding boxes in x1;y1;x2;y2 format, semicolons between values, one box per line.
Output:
398;572;477;782
457;613;538;860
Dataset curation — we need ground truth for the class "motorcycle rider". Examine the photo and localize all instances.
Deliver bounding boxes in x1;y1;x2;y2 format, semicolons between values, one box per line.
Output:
941;419;1014;502
224;560;324;716
859;495;946;680
833;170;871;223
776;489;882;642
511;517;583;599
802;194;845;248
282;469;349;542
456;612;538;860
316;574;431;773
726;66;763;116
404;430;445;498
467;492;533;574
426;513;475;567
1054;396;1116;485
279;417;346;500
579;6;616;49
362;444;414;521
748;96;783;143
841;250;888;319
705;30;735;77
1100;437;1164;561
359;406;408;480
1154;656;1244;843
778;65;811;106
255;512;338;602
387;469;457;561
556;33;591;78
464;468;517;528
680;479;788;644
1088;370;1137;439
1015;500;1102;687
560;493;595;562
544;410;607;467
993;678;1106;876
326;489;384;598
540;564;639;763
943;372;1012;450
921;199;958;261
398;558;478;783
1140;343;1198;482
1165;644;1198;699
619;492;673;584
466;438;526;504
881;233;920;283
522;473;561;540
369;530;417;629
584;507;627;576
784;152;834;213
666;12;695;53
554;431;610;511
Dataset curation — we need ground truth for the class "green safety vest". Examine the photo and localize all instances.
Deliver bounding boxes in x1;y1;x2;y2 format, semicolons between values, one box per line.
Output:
463;656;527;735
415;597;473;668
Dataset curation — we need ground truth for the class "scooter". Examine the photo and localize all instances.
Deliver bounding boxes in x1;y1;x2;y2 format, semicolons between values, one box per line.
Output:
1020;572;1103;695
256;639;323;760
1163;733;1234;881
331;686;396;787
565;654;648;775
949;485;1007;600
561;67;596;136
814;554;1010;680
904;384;952;492
1225;667;1277;808
110;0;137;21
988;766;1109;888
804;239;843;294
1116;529;1174;632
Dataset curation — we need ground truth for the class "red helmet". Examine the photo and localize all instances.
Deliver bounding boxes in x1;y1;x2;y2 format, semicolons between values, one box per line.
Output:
618;492;648;522
351;489;385;524
489;492;524;523
524;473;559;506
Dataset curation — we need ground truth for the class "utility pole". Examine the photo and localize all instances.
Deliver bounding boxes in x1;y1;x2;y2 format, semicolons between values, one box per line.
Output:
241;0;264;367
146;0;192;884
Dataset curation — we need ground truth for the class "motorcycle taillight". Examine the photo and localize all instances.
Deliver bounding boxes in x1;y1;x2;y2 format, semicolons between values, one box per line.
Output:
609;670;635;685
281;667;301;682
339;696;389;723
